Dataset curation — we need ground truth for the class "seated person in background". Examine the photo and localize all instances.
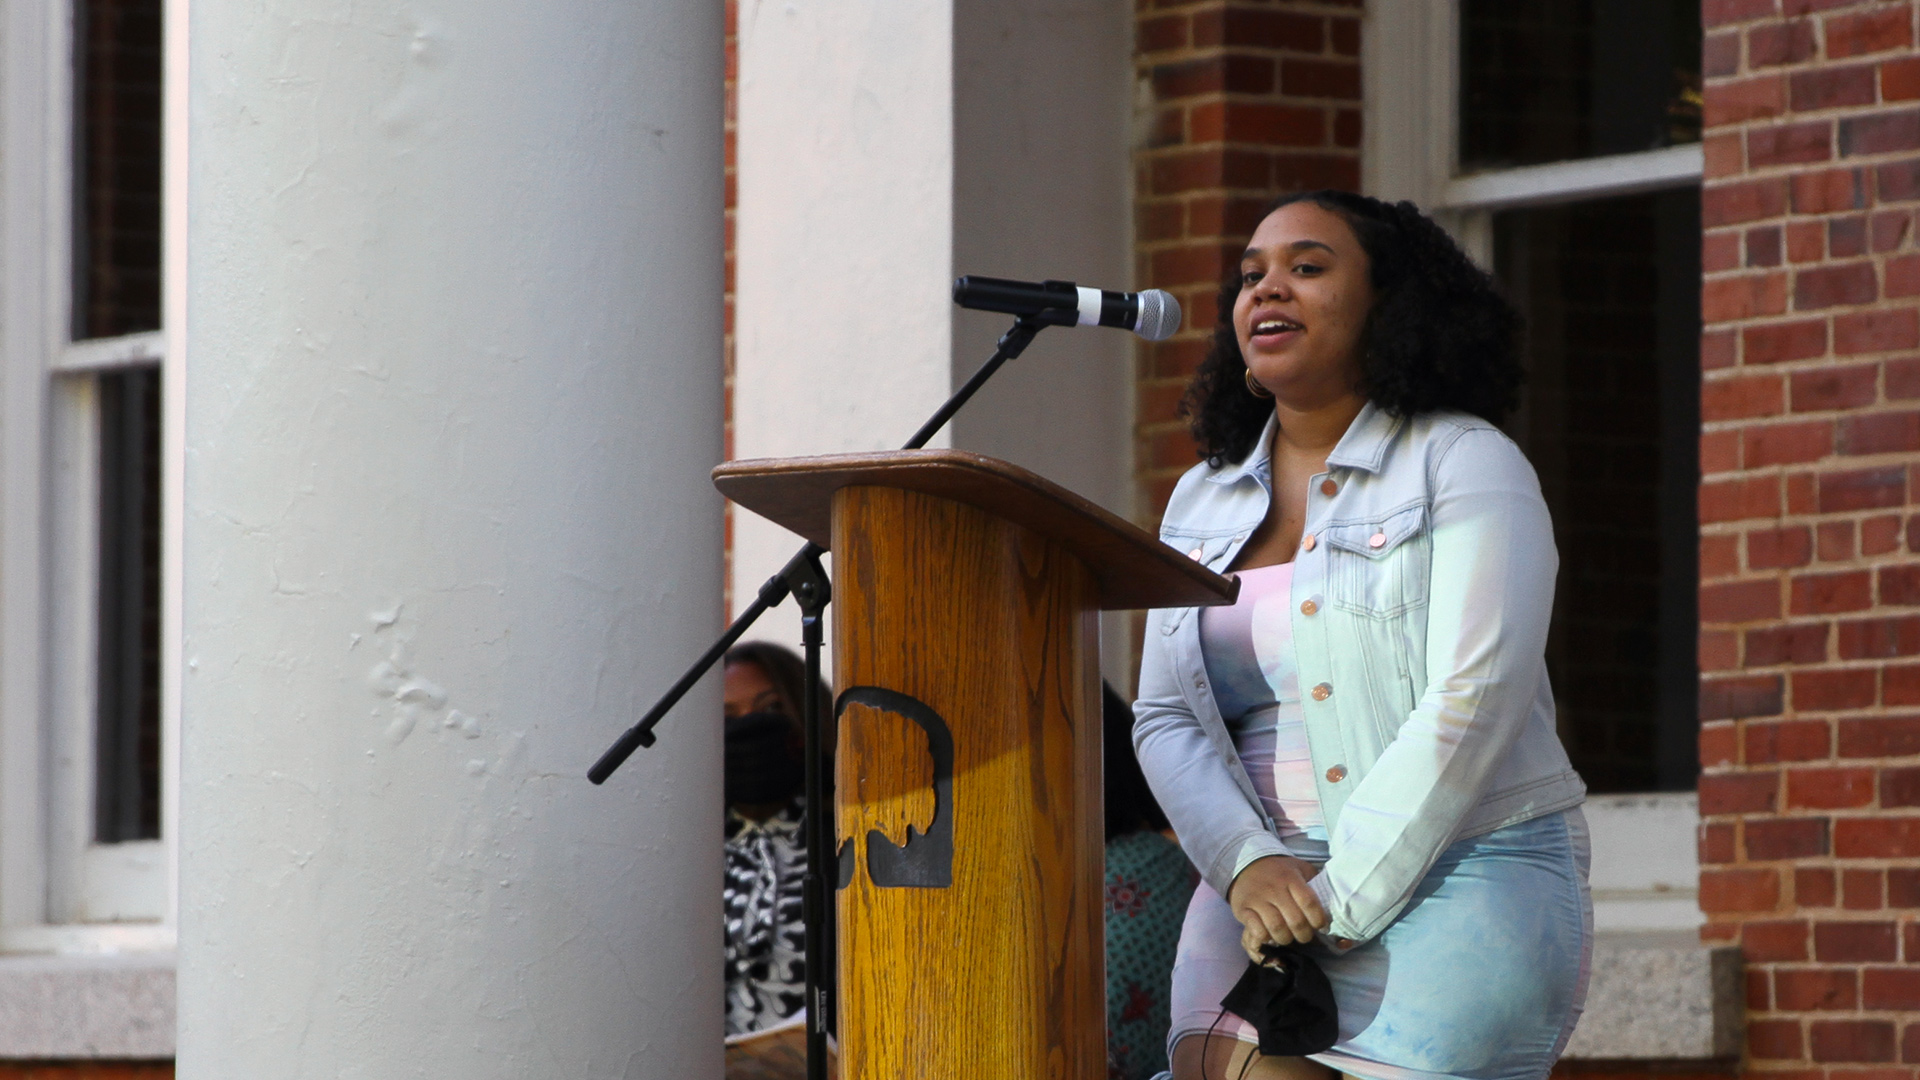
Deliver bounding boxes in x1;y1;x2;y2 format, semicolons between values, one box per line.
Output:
1103;682;1198;1080
722;641;829;1037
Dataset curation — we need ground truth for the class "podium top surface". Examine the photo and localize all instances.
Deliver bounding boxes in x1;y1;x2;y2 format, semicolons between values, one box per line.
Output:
713;450;1239;612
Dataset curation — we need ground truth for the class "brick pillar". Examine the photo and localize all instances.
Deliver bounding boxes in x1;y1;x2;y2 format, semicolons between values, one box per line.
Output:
1699;1;1920;1071
1132;0;1362;522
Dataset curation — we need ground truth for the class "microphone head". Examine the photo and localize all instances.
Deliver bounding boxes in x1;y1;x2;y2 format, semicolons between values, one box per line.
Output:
1134;289;1182;341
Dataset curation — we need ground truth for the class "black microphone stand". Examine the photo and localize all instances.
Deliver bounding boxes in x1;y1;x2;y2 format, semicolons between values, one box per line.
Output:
589;313;1052;1080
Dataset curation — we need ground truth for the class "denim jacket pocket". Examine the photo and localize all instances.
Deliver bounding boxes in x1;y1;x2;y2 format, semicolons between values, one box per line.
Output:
1322;504;1431;617
1157;531;1239;634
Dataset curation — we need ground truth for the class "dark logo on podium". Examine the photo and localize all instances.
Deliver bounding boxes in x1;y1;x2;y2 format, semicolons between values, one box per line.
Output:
832;686;953;889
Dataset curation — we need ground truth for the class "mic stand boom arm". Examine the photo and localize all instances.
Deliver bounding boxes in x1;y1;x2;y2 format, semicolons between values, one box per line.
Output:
587;314;1049;1080
585;312;1044;782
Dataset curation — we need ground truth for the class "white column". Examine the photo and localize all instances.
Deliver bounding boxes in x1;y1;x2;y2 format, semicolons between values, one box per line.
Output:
178;1;723;1075
731;0;957;641
733;0;1135;678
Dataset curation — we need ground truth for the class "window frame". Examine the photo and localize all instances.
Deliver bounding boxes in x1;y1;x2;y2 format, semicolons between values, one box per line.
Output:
1363;0;1705;257
0;0;180;955
1362;0;1705;932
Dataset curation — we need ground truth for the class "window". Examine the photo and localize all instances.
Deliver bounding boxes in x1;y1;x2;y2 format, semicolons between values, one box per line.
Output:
1494;191;1701;792
1365;0;1704;931
0;0;175;951
1459;0;1701;171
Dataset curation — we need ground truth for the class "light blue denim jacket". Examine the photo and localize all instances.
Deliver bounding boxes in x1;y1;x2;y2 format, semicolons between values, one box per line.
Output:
1133;402;1586;944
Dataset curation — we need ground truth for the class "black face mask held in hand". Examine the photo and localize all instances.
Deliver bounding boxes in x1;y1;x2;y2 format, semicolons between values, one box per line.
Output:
1220;942;1340;1057
724;711;805;806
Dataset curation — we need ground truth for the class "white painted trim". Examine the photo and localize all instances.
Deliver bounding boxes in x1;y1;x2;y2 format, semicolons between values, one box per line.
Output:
1442;144;1706;212
0;0;175;954
1361;0;1455;206
53;331;166;374
0;924;173;956
76;842;166;923
1365;0;1704;217
162;0;188;940
1585;792;1703;933
0;0;60;945
46;374;102;924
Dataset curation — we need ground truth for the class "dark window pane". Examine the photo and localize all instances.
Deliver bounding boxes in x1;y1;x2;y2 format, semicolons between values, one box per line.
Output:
73;0;163;340
1494;189;1700;793
1461;0;1702;172
95;366;162;842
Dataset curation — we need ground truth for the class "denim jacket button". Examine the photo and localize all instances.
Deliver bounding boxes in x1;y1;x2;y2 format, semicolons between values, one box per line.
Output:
1188;546;1204;560
1335;937;1355;949
1325;765;1348;782
1300;598;1318;616
1310;683;1332;701
1368;532;1387;548
1300;533;1316;552
1319;479;1338;496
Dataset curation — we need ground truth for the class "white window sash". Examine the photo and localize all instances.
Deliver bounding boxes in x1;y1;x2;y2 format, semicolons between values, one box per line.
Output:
53;331;166;375
0;0;179;952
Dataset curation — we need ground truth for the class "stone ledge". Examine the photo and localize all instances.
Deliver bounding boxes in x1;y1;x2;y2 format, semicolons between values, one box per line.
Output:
0;952;174;1058
1561;931;1740;1060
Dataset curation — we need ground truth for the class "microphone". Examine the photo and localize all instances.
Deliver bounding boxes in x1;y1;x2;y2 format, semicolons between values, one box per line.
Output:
953;276;1182;342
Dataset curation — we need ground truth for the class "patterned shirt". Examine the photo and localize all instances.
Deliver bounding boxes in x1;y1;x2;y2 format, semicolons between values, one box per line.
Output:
724;800;808;1035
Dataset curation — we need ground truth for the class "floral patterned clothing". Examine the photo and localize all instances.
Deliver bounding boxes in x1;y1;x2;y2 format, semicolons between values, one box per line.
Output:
1105;830;1198;1080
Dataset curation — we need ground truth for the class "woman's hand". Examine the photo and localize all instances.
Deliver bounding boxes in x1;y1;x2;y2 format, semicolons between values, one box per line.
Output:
1226;855;1330;959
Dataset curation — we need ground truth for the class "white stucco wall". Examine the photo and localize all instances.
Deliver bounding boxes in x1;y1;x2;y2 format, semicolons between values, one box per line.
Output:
178;1;723;1075
734;0;1136;678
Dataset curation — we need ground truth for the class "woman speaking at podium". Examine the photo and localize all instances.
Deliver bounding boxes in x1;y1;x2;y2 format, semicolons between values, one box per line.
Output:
1133;191;1591;1080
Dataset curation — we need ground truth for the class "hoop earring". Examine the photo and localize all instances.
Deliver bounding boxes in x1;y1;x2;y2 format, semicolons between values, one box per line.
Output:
1244;368;1273;398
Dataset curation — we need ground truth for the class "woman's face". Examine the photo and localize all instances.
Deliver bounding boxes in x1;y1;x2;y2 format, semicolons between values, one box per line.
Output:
723;660;784;719
1234;201;1374;407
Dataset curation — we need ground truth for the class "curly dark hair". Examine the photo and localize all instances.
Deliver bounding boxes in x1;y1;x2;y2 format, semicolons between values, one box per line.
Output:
1181;190;1523;466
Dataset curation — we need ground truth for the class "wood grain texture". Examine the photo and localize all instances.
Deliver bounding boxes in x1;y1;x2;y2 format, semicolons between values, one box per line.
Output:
713;450;1237;611
831;485;1104;1080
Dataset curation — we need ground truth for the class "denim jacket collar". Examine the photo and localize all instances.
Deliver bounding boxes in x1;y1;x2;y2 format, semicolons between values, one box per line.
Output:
1326;401;1403;474
1204;400;1404;487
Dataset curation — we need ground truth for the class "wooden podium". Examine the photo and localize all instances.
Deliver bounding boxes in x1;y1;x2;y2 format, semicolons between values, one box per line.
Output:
715;449;1236;1080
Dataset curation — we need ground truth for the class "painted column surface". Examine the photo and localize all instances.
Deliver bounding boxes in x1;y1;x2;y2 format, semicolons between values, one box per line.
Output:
731;0;957;630
179;2;723;1076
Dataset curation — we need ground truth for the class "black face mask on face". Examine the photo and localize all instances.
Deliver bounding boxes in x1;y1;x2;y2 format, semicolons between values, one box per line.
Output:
724;711;805;806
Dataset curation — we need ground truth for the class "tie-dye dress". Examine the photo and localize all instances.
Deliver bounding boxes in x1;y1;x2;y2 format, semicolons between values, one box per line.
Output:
1164;562;1593;1080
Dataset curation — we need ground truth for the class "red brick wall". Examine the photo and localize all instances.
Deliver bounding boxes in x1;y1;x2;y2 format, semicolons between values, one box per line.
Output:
1699;0;1920;1073
1132;0;1362;522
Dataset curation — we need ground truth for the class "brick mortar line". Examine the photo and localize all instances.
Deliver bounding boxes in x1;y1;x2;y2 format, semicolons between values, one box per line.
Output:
1705;161;1920;181
1700;245;1920;256
1708;65;1919;84
1706;10;1908;33
1706;101;1920;125
1698;441;1920;456
1701;362;1913;378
